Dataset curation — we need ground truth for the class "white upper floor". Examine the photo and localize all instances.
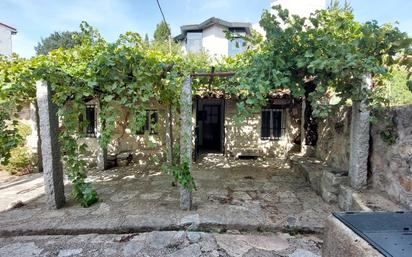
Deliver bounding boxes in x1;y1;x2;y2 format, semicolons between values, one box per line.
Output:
0;22;17;56
175;17;251;58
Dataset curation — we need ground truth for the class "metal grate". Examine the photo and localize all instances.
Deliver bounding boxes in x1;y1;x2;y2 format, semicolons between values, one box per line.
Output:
333;212;412;257
85;104;96;138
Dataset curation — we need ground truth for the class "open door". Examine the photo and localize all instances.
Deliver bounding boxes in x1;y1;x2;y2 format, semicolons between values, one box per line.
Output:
196;99;224;154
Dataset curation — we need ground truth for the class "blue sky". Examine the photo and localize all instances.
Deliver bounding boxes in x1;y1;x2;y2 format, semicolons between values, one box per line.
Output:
1;0;411;58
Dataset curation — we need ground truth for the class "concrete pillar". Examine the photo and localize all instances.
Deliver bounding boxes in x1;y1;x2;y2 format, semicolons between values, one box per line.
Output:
36;81;65;209
96;101;108;171
349;74;371;190
179;76;193;210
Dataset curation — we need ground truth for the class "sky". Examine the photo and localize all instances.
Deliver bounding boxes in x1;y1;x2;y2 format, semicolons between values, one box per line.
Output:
1;0;411;58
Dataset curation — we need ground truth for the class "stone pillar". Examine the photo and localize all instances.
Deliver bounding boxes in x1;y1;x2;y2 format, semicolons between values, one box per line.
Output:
97;148;107;171
165;104;173;165
179;76;193;210
36;80;65;209
34;102;43;173
300;98;307;154
96;101;108;171
349;74;371;190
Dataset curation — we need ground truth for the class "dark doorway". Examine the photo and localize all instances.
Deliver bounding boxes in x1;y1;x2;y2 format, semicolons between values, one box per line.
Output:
196;99;224;154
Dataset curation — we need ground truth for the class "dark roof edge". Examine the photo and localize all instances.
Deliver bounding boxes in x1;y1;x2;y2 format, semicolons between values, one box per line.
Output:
174;17;251;41
0;22;17;34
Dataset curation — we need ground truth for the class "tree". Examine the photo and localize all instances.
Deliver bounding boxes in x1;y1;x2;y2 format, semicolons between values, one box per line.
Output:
153;21;171;42
232;5;411;118
35;31;81;55
144;33;150;45
386;67;412;105
328;0;353;12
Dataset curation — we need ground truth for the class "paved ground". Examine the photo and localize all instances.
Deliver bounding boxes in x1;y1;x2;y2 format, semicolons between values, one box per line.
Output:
0;156;338;236
0;172;44;212
0;231;322;257
0;155;337;256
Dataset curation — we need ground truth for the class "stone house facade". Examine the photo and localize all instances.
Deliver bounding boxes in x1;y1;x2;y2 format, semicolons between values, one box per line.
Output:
21;17;302;167
77;94;301;167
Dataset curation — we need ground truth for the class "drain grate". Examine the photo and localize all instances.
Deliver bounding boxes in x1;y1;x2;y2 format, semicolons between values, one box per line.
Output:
333;212;412;257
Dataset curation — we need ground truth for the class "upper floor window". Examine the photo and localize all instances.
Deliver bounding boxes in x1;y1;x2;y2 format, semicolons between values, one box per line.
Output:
261;108;285;140
228;28;247;57
186;32;202;53
228;37;247;56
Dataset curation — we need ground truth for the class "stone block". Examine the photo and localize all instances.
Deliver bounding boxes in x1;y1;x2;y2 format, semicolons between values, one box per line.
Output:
338;185;353;211
320;169;349;204
399;176;412;192
322;215;383;257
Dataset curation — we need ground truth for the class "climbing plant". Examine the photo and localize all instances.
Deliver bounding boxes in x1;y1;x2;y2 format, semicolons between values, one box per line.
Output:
228;5;411;120
1;4;411;206
0;22;211;206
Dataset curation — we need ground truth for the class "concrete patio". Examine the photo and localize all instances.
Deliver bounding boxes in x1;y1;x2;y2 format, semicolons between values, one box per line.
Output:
0;155;338;237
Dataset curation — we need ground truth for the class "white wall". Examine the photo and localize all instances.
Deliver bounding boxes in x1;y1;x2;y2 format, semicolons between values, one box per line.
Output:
0;26;13;56
202;24;229;58
271;0;326;17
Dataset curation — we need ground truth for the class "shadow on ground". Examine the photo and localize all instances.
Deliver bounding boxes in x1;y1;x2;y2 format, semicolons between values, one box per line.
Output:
0;155;338;237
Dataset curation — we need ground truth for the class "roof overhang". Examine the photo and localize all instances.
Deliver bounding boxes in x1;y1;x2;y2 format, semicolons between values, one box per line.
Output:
174;17;251;41
0;22;17;34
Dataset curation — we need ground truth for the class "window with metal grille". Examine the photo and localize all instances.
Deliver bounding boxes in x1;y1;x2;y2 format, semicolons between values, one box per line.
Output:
261;108;285;140
79;104;97;138
137;110;159;135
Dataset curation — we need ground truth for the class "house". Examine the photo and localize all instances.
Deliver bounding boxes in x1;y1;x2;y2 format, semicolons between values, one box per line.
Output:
20;17;300;168
174;17;251;58
0;22;17;56
74;18;301;166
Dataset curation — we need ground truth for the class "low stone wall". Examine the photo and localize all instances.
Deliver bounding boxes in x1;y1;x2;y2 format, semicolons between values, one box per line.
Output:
315;104;412;208
322;215;383;257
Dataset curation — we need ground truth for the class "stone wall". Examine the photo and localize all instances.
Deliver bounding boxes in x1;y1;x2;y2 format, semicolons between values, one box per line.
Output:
315;104;412;208
23;96;302;168
224;99;301;158
315;106;351;170
370;105;412;208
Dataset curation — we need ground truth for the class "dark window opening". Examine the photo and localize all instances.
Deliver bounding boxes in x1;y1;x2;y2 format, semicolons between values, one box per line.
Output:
79;104;97;138
137;110;159;135
261;108;285;140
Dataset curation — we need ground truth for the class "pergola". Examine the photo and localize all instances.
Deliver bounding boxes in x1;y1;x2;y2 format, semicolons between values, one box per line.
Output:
35;70;371;210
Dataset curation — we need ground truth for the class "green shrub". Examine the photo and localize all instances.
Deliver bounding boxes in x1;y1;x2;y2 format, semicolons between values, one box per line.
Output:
3;146;34;175
0;123;34;175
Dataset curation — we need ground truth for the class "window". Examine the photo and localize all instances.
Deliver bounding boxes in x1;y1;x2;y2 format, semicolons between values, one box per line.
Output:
137;110;159;135
79;104;97;137
228;37;247;56
228;28;247;56
261;108;285;140
186;32;202;53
